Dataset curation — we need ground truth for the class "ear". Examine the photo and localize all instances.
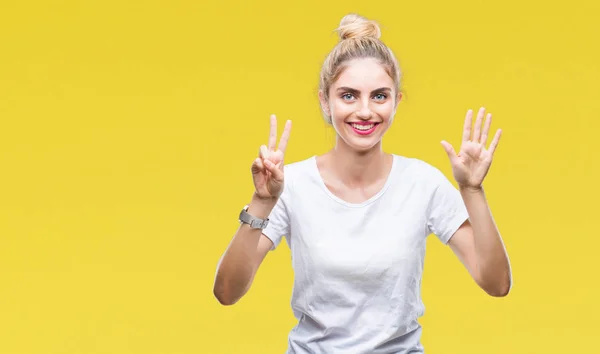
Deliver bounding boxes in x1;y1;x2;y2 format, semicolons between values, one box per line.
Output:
318;90;330;116
395;91;403;108
391;91;403;118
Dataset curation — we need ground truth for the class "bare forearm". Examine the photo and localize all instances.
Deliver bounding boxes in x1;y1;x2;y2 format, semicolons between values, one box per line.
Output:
213;195;276;305
460;186;511;296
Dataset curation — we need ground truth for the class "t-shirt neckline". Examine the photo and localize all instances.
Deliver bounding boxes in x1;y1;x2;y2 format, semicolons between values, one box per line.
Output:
310;154;398;208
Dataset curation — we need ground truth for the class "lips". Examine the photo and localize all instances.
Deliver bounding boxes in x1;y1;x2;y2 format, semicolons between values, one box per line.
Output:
348;122;379;136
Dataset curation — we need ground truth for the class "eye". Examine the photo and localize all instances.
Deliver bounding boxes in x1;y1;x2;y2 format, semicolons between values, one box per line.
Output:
341;93;355;101
373;93;387;101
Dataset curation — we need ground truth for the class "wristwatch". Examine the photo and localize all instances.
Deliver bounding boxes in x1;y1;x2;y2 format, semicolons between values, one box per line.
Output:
238;205;269;230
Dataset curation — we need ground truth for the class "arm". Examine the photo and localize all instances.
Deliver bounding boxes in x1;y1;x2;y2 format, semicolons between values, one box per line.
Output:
213;114;292;306
440;107;511;297
448;187;511;297
213;195;277;305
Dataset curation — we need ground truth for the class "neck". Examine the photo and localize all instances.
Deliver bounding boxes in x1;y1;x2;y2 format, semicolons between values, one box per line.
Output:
327;139;391;187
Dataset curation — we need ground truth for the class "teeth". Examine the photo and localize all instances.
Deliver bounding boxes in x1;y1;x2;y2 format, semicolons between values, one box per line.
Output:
351;123;375;131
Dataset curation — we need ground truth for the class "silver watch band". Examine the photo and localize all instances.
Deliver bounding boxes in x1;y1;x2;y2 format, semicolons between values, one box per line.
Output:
238;205;269;229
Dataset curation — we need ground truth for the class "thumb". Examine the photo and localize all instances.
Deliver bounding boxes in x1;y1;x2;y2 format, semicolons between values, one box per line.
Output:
440;141;460;164
251;157;265;175
264;159;284;181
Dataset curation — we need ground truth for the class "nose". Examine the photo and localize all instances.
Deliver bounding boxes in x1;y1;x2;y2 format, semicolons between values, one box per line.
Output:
356;101;373;120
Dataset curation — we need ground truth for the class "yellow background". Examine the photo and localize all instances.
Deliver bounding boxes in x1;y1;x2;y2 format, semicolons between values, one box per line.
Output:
1;0;598;353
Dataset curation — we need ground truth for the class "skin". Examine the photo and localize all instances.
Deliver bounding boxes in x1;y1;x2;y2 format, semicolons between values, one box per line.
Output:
316;58;400;204
213;57;511;306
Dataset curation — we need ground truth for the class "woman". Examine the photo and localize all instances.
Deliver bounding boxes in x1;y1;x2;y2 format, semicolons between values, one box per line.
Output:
213;13;512;354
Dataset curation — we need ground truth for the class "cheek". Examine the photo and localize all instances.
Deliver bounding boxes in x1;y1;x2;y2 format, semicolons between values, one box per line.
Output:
371;103;395;121
330;102;353;126
330;100;352;116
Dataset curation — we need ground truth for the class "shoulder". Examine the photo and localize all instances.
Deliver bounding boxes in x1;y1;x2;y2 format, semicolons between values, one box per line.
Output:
282;155;315;174
390;154;457;201
282;156;316;182
392;154;449;184
279;156;318;194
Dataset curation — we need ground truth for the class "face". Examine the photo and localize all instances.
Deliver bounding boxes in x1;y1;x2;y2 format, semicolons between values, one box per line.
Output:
320;57;401;153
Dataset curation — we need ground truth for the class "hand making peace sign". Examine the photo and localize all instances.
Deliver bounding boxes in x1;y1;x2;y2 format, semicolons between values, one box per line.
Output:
251;115;292;200
441;107;502;191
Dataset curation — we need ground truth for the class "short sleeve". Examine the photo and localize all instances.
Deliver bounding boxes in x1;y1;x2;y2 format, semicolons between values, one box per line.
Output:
426;169;470;244
261;175;292;251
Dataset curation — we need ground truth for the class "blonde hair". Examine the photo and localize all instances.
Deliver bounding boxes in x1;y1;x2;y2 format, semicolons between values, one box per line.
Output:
319;14;402;124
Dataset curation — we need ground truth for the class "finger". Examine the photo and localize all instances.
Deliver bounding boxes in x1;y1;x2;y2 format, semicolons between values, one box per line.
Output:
268;114;277;150
488;129;502;155
462;109;473;143
264;159;284;181
472;107;485;142
277;120;292;153
259;144;269;159
251;157;265;175
480;113;492;145
441;140;460;164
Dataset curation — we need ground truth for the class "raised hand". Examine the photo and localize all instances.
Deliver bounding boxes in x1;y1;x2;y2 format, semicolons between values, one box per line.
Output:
251;114;292;200
441;107;502;190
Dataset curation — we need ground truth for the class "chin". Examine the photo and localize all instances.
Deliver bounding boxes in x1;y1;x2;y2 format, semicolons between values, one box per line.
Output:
341;136;382;153
354;142;381;153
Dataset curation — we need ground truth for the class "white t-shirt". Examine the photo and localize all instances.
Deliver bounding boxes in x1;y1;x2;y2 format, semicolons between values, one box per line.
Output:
262;154;469;354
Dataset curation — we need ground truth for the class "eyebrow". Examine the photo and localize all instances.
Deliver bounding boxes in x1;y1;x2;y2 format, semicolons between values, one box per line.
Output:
336;86;392;94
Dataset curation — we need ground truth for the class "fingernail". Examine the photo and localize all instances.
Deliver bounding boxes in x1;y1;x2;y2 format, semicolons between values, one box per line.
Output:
260;145;269;158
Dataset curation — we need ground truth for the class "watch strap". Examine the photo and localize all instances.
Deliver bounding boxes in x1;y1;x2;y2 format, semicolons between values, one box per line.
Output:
238;206;269;229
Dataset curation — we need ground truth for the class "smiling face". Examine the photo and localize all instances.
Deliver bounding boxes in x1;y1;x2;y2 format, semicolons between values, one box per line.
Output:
320;57;401;153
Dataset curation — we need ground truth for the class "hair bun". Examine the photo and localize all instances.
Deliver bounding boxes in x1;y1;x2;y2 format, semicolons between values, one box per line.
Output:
336;13;381;41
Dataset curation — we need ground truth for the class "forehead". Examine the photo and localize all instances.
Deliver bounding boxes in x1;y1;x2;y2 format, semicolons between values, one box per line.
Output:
333;58;394;89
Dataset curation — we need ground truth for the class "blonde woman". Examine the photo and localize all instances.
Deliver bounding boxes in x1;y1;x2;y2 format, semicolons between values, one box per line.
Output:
214;13;512;354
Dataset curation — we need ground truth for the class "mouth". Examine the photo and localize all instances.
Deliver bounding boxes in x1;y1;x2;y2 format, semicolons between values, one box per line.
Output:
347;122;380;136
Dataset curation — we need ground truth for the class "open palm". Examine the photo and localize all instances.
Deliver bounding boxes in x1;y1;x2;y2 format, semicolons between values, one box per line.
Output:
441;107;502;190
